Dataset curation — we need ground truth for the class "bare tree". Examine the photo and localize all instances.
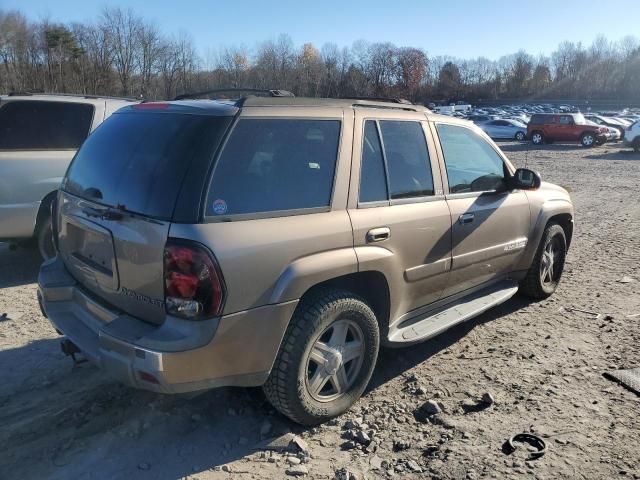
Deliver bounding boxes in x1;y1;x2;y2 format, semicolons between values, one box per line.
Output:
1;6;639;105
396;47;427;101
137;21;161;98
101;7;141;96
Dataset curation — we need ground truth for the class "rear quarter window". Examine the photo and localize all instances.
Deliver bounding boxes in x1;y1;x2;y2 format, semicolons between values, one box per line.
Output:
206;119;341;217
0;100;94;150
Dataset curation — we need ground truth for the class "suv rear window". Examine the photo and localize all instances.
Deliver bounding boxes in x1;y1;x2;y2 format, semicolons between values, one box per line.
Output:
64;112;230;220
206;119;341;217
0;100;94;150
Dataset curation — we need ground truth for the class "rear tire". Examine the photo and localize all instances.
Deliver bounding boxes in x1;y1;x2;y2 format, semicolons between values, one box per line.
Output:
519;223;567;300
633;138;640;152
580;132;596;147
263;289;380;426
37;216;55;260
531;131;544;145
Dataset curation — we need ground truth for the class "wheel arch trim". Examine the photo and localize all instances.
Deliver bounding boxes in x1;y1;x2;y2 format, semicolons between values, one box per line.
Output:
516;199;573;271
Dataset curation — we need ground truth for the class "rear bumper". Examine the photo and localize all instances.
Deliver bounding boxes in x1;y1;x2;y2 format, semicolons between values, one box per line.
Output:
38;257;297;393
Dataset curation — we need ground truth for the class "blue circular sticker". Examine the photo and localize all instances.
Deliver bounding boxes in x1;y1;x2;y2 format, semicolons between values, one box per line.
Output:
212;199;227;215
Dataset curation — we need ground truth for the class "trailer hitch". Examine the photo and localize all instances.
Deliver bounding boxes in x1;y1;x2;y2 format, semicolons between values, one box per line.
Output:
60;339;87;366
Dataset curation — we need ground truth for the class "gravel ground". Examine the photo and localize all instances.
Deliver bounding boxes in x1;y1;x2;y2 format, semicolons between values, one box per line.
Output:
0;141;639;480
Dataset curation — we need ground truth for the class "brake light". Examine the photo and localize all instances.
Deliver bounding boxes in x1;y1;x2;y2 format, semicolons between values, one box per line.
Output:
133;102;169;110
164;240;225;319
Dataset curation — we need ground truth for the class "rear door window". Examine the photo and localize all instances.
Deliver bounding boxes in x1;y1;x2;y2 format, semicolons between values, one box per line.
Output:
0;100;94;150
379;121;434;199
206;119;341;216
358;120;434;203
64;112;230;220
359;121;388;203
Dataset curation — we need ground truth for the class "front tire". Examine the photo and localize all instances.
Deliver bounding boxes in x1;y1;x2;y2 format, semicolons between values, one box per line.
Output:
581;132;596;147
519;223;567;300
633;138;640;152
515;131;526;141
263;290;380;425
37;216;55;260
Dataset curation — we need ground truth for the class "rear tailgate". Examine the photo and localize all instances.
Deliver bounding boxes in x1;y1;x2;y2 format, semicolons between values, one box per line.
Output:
57;106;233;325
58;192;169;324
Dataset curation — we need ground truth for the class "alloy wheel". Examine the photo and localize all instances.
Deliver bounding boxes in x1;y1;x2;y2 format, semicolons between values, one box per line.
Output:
540;235;563;286
582;134;594;146
305;318;365;402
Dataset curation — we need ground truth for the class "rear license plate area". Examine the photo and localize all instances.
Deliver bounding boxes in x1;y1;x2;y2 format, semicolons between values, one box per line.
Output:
61;216;119;291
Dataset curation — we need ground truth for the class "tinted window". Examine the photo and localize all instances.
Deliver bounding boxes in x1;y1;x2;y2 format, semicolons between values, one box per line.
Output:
207;119;341;216
64;112;230;220
436;124;506;193
529;115;543;125
559;115;573;125
359;121;388;202
0;100;94;150
379;121;434;199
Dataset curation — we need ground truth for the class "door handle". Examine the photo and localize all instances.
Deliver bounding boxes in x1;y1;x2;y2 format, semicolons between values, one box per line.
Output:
366;227;391;243
458;213;475;225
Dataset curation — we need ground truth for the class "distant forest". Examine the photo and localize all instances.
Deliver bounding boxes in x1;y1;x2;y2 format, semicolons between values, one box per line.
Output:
1;8;639;104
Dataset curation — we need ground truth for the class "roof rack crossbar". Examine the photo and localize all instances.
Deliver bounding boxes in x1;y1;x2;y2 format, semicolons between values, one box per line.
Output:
351;103;420;112
174;88;295;102
340;96;414;105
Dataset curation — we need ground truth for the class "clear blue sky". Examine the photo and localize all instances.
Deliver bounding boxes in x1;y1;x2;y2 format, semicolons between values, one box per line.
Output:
5;0;640;60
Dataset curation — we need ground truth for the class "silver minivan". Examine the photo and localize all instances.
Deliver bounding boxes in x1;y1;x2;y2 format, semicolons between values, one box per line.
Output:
0;93;135;258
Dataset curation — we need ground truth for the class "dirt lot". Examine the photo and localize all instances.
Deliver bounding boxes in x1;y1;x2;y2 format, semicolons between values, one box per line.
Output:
1;142;639;480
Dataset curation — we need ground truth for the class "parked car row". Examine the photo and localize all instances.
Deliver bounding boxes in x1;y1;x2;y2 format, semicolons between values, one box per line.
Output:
433;102;640;148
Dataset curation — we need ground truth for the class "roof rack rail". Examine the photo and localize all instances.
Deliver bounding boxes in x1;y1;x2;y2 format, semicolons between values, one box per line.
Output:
6;91;137;101
340;96;414;105
174;88;295;102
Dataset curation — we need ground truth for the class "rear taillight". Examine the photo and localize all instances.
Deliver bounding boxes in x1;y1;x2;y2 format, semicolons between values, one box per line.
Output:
133;102;169;110
164;239;225;319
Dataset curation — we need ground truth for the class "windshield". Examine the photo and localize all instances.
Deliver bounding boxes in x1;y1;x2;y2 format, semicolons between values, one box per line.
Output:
64;112;231;220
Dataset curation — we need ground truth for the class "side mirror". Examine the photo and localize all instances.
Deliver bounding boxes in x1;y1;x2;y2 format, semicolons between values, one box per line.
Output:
511;168;541;190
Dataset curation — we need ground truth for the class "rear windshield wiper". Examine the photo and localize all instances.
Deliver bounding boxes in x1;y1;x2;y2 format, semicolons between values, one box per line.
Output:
81;205;124;221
